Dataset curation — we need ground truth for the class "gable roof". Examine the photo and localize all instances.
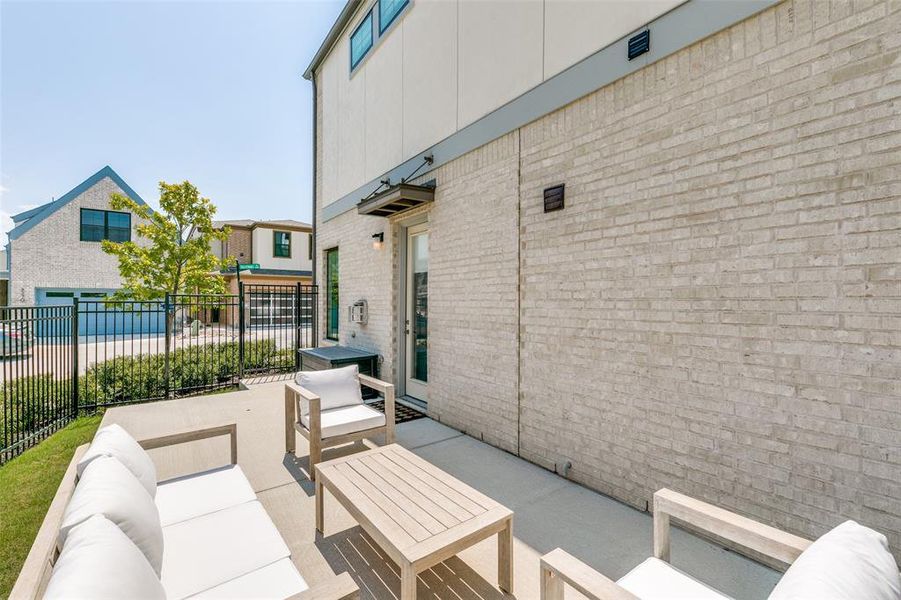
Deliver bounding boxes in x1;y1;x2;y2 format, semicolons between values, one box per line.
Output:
213;219;312;230
7;166;147;242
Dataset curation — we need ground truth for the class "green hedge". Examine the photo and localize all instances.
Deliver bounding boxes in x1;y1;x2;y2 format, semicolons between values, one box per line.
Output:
1;339;294;461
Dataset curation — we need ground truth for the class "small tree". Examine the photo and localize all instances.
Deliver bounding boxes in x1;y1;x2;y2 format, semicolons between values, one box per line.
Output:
102;181;230;301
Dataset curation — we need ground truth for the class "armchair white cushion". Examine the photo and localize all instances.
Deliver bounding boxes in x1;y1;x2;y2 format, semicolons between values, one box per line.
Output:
301;403;387;439
617;558;729;600
77;423;157;497
60;455;164;575
768;520;901;600
45;514;166;600
295;364;363;411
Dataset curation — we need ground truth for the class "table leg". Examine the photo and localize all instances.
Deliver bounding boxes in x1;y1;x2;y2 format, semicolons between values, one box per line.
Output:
315;477;324;534
400;562;417;600
498;518;513;593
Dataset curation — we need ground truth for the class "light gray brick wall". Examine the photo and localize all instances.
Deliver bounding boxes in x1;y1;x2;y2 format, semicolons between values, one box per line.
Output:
316;0;901;558
517;0;901;555
9;177;148;305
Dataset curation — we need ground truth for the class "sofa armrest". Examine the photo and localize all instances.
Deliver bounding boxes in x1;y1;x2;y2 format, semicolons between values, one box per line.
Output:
358;375;395;444
138;422;238;465
653;488;812;566
540;549;639;600
289;572;358;600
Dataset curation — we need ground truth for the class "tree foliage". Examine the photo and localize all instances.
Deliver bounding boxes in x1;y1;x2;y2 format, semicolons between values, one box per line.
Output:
102;181;230;300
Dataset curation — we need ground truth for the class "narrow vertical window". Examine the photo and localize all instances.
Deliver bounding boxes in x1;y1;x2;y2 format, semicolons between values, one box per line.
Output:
379;0;409;34
326;248;339;340
350;11;373;71
308;234;313;260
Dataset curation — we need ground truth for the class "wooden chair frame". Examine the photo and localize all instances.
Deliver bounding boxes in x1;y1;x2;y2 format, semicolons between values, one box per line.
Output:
539;488;813;600
284;373;395;481
10;422;358;600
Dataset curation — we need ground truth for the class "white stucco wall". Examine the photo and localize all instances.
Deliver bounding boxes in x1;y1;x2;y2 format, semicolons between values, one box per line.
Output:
8;177;148;305
317;0;683;207
251;227;313;272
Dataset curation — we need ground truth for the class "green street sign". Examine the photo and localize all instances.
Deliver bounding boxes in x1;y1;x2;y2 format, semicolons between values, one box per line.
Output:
238;263;260;270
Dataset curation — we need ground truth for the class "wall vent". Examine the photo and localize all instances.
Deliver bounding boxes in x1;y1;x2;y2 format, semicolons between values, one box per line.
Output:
543;184;565;213
628;30;650;61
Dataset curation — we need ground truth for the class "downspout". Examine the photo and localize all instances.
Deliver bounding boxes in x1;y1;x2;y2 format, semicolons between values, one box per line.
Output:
311;74;318;288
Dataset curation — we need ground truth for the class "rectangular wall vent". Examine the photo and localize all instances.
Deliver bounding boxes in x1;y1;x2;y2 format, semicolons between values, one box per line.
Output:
628;30;650;61
543;184;565;213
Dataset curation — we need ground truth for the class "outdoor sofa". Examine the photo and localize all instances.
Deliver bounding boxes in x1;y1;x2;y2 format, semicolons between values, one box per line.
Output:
11;422;358;600
285;364;395;481
541;487;901;600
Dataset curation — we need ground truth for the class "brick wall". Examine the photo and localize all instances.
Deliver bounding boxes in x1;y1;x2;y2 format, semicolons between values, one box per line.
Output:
516;0;901;554
317;0;901;557
224;228;252;263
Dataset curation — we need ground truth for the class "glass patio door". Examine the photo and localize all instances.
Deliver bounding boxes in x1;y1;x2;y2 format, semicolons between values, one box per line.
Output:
405;224;428;401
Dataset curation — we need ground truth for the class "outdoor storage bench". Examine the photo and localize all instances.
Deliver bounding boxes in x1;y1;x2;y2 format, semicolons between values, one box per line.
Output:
10;422;358;600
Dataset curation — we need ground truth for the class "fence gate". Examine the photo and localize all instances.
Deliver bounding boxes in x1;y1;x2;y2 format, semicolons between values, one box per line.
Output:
0;285;318;464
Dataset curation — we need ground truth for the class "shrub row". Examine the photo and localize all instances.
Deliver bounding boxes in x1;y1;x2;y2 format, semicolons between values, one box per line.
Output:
1;339;294;461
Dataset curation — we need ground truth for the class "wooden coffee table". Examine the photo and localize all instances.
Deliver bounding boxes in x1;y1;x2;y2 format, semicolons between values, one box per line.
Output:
315;444;514;599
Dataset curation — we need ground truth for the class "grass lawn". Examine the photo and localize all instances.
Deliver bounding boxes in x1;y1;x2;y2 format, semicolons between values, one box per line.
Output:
0;416;102;597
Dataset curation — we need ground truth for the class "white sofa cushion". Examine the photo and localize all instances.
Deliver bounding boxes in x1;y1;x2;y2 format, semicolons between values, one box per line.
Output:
190;558;309;599
769;520;901;600
161;500;291;599
78;423;157;497
156;464;256;527
617;557;730;600
45;515;166;600
296;364;363;411
60;455;165;575
301;403;387;438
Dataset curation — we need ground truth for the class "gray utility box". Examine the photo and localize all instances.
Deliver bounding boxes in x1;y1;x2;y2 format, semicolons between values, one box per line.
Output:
298;346;380;399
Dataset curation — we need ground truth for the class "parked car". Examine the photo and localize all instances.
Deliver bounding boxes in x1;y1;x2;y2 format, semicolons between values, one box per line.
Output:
0;323;34;358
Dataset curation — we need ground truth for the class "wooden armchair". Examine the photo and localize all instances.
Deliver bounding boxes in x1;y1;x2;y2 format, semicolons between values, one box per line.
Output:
285;372;395;481
540;488;812;600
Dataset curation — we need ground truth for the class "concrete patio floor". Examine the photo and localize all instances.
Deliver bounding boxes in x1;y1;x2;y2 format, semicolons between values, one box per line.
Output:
101;381;781;599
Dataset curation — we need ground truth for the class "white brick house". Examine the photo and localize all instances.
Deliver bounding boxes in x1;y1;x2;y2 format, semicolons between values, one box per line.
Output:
5;166;149;307
307;0;901;561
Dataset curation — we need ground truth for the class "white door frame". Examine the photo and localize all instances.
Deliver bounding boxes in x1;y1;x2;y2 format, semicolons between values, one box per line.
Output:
395;215;429;405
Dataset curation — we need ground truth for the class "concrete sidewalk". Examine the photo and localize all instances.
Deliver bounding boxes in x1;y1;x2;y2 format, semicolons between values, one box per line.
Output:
102;381;779;599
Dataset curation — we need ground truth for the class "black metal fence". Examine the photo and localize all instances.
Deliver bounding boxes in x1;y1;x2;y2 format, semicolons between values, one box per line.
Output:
1;284;317;463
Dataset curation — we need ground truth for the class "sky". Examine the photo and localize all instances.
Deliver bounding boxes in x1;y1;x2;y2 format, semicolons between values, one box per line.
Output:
0;0;345;244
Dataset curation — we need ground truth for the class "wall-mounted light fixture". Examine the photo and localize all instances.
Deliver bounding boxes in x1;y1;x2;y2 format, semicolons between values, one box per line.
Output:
372;232;384;250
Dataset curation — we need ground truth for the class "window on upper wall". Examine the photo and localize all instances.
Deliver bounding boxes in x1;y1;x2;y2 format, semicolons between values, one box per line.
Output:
326;248;339;340
350;11;373;71
80;209;131;243
273;231;291;258
379;0;409;34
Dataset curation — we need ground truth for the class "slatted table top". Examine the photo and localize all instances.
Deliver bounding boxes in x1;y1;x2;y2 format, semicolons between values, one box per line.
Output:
315;444;513;567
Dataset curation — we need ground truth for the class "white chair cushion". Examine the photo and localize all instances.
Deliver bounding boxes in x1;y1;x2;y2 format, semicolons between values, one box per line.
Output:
301;403;387;439
60;455;164;576
617;557;730;600
769;520;901;600
161;500;291;599
296;364;364;411
189;558;309;599
156;464;257;527
78;423;157;497
45;514;166;600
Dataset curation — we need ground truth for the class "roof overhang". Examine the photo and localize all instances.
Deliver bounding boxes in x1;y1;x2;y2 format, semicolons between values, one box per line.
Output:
356;183;434;217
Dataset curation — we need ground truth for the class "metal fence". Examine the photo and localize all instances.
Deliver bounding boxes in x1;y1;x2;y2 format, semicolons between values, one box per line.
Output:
1;284;317;463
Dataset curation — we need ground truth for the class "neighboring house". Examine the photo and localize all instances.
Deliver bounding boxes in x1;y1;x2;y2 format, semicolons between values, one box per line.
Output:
209;219;313;327
0;249;9;306
5;166;150;317
307;0;901;560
